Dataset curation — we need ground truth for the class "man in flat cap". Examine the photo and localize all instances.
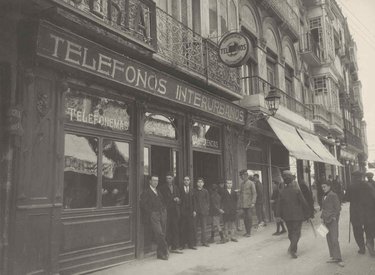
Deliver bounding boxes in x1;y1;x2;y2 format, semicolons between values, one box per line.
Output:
276;170;309;259
366;172;375;190
238;169;257;237
344;170;375;255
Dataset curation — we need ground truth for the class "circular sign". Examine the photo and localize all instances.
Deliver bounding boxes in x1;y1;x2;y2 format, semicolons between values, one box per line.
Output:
218;32;252;67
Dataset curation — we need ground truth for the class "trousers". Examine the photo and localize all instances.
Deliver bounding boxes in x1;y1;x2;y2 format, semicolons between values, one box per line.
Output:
255;203;266;223
150;210;168;258
285;221;302;254
195;213;208;245
243;208;253;234
326;219;342;260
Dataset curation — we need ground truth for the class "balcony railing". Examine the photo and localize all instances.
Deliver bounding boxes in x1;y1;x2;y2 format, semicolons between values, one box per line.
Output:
55;0;156;49
156;8;241;96
330;111;344;130
345;129;363;149
307;104;330;126
156;8;204;75
260;0;299;39
244;76;312;118
300;32;323;65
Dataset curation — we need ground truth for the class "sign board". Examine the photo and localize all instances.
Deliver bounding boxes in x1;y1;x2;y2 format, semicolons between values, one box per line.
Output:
218;32;252;67
36;21;245;125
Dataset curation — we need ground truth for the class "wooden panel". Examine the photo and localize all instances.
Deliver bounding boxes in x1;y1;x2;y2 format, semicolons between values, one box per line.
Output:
61;211;133;253
12;208;52;275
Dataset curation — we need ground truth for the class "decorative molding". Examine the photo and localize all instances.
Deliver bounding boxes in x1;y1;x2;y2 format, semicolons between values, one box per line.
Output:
36;92;49;118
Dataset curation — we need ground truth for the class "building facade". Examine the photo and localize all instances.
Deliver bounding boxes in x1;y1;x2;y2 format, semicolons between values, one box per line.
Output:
0;0;367;274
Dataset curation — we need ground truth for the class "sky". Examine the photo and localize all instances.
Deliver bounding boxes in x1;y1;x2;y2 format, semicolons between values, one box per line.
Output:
335;0;375;163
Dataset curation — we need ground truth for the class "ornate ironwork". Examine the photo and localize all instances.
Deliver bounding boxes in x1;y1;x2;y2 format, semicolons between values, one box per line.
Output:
245;110;267;129
57;0;155;48
156;8;204;75
260;0;299;39
278;88;312;119
36;93;49;118
206;40;241;94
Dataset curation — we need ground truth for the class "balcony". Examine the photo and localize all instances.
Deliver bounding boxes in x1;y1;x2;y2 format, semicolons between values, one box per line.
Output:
329;111;344;136
241;76;312;119
300;33;323;66
345;129;363;150
156;8;241;98
259;0;300;41
308;104;330;130
53;0;157;50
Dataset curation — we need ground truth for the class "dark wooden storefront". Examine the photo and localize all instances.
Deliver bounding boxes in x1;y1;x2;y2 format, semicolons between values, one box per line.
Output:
8;19;246;274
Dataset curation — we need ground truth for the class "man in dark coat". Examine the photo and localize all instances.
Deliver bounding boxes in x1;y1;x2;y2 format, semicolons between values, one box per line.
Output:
254;174;267;227
299;180;315;219
194;177;210;247
366;172;375;190
345;170;375;255
331;176;343;203
158;172;182;254
221;179;238;242
140;175;169;260
179;176;197;250
276;170;309;259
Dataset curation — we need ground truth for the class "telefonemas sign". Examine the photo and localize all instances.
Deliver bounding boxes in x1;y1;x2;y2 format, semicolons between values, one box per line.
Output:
36;21;245;125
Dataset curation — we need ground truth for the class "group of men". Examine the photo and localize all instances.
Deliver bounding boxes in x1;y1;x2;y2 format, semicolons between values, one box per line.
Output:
140;169;266;260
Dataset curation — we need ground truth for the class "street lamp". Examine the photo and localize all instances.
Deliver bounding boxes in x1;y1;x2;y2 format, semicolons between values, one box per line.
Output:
246;86;281;127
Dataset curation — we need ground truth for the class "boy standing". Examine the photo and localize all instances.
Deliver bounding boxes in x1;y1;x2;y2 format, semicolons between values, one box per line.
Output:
209;184;225;243
222;179;238;242
194;178;210;247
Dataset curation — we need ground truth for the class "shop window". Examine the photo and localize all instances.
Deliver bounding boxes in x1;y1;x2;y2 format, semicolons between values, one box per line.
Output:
144;112;177;139
63;134;131;209
192;121;221;150
65;89;131;133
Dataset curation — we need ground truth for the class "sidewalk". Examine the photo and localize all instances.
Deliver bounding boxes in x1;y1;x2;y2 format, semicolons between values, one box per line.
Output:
91;204;375;275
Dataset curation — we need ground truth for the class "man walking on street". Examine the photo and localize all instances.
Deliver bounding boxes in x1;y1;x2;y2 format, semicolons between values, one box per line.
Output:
158;172;182;254
238;169;257;237
276;170;309;259
140;175;169;260
345;170;375;256
254;174;267;227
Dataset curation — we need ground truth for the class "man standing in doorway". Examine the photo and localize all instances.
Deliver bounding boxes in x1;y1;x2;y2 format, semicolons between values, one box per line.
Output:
158;172;182;254
254;174;267;227
276;170;309;259
140;175;169;260
238;169;257;237
179;176;197;250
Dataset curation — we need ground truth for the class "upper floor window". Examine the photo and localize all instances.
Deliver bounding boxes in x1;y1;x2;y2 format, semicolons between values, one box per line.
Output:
313;77;327;95
209;0;237;42
285;65;294;97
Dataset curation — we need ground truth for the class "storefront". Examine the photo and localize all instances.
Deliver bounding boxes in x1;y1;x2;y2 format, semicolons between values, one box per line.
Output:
9;20;246;274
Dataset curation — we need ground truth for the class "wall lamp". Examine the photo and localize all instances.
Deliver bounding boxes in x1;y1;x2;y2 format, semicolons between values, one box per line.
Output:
246;87;281;127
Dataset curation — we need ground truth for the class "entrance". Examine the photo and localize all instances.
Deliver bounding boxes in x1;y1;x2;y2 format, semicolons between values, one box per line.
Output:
193;151;220;189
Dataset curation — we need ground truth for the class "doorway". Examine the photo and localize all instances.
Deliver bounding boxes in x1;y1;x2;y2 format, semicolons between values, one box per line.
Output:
193;151;220;190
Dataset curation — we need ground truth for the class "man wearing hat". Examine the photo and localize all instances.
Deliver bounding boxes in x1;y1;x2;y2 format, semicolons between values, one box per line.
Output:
276;170;309;259
366;172;375;190
238;169;257;237
344;170;375;255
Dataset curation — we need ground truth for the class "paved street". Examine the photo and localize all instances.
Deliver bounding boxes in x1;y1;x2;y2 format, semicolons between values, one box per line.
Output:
92;204;375;275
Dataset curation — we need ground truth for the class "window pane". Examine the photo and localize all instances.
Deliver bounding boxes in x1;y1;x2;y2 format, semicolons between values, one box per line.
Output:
219;0;228;35
192;121;221;150
209;0;218;38
64;134;98;209
228;0;236;31
144;112;177;139
102;140;130;207
65;89;131;133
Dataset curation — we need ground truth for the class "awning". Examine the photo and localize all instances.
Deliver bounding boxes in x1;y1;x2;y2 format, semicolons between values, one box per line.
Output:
267;117;321;162
297;129;343;167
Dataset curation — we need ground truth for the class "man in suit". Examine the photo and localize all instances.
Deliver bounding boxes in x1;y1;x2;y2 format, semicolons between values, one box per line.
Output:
321;181;344;267
140;175;169;260
158;172;182;254
276;170;309;259
179;176;197;250
238;169;257;237
345;170;375;255
254;174;267;227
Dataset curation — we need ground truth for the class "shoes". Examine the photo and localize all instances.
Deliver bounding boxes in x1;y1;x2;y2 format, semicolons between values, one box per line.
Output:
366;243;375;256
243;233;251;237
202;243;209;247
290;253;298;259
231;238;238;242
279;230;287;234
157;255;168;260
208;237;215;244
326;259;339;263
219;238;228;244
237;227;242;231
188;246;197;250
170;250;183;254
358;248;366;254
272;232;280;236
337;261;345;267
